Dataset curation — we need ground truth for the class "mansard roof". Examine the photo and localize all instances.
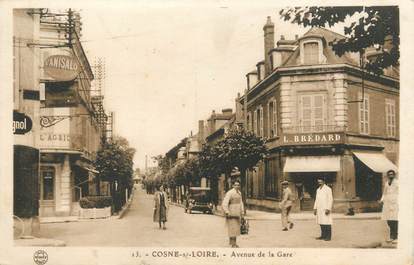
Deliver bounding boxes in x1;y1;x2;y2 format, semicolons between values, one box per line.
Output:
280;27;399;79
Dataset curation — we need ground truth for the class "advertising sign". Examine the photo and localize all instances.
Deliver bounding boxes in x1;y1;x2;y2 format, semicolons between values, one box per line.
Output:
13;111;33;135
281;132;344;146
44;55;80;81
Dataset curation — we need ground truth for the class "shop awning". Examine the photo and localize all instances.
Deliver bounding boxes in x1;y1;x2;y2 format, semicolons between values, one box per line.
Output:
284;156;341;173
74;160;99;174
353;151;398;173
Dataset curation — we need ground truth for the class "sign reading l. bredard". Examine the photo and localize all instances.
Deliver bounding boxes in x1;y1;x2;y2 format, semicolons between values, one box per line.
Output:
44;54;80;81
282;132;344;145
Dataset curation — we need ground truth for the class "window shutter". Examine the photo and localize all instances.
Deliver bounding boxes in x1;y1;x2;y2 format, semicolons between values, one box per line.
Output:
301;95;312;132
313;95;324;132
273;99;277;136
268;102;272;137
260;106;264;137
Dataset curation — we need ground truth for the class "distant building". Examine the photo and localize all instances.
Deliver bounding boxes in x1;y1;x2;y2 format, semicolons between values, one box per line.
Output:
236;17;399;212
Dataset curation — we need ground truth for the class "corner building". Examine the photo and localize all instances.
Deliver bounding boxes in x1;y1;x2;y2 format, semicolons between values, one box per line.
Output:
237;17;399;212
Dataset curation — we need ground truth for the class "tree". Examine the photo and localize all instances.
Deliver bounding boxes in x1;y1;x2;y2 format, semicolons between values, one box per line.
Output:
201;127;268;202
94;136;135;211
279;6;399;75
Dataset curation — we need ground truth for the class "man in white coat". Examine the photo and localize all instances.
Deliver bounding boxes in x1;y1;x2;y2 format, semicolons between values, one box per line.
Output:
379;169;399;243
313;177;333;241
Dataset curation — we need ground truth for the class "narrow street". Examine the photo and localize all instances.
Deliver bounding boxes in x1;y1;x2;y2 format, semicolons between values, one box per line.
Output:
38;187;387;248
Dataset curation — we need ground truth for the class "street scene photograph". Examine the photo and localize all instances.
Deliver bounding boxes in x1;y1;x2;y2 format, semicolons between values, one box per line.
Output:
10;4;406;254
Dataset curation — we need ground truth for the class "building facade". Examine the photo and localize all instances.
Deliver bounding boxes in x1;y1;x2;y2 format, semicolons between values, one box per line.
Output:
237;17;399;213
13;9;108;219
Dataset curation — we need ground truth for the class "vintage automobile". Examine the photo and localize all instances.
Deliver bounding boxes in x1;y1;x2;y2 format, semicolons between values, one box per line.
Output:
185;187;214;214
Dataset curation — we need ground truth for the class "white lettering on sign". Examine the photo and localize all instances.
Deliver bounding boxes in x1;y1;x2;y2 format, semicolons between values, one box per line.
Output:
12;119;27;133
44;56;78;71
283;133;342;145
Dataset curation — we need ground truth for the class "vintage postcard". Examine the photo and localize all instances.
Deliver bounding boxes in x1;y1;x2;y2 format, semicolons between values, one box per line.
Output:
0;1;413;265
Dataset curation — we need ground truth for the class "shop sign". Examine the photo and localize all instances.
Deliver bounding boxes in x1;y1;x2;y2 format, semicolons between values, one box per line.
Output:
44;55;80;81
13;111;33;135
281;132;344;145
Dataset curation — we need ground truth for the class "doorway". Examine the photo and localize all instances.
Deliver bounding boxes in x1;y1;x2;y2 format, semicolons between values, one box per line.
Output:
39;166;56;217
290;172;335;211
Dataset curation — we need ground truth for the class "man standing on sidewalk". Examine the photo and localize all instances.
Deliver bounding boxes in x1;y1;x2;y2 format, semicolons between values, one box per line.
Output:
279;181;294;231
313;177;333;241
379;169;399;244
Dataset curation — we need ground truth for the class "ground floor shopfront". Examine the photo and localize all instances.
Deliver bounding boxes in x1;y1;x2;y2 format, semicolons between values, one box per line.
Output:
38;150;101;217
244;134;398;213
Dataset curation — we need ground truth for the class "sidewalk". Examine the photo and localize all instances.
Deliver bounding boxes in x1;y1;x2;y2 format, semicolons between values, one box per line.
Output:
243;210;381;221
171;202;380;220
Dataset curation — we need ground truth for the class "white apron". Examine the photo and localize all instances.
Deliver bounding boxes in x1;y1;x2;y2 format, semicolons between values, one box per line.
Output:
313;184;333;225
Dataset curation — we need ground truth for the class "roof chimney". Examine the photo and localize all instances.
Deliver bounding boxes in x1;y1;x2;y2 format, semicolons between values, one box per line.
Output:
263;16;275;76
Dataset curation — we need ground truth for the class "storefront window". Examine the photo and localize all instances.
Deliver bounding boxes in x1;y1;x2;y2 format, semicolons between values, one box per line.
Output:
354;159;382;200
264;157;278;198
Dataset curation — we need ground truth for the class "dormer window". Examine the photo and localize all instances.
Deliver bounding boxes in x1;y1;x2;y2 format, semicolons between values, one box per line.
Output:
299;35;326;65
304;42;319;64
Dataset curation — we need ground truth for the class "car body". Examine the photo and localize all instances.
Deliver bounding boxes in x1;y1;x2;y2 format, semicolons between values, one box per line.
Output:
185;187;214;214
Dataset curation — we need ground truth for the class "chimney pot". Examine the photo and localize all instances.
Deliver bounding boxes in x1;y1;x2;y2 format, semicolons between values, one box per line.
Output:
280;35;285;40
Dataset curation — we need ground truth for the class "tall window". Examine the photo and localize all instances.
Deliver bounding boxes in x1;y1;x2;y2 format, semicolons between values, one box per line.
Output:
385;99;396;137
253;110;257;134
41;167;55;201
299;94;326;132
246;113;251;132
359;95;370;134
304;42;319;64
259;106;264;137
268;99;277;137
264;157;278;198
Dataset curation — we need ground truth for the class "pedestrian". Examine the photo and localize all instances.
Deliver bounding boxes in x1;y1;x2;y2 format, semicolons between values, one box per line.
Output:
222;180;244;248
153;184;169;230
279;181;294;231
379;169;399;244
313;177;333;241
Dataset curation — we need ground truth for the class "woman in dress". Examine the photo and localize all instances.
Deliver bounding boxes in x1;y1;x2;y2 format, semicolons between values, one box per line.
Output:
153;184;169;229
222;180;244;248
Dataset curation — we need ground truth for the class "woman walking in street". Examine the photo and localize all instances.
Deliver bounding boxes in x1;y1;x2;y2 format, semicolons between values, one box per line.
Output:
153;184;169;230
222;180;244;248
380;169;399;244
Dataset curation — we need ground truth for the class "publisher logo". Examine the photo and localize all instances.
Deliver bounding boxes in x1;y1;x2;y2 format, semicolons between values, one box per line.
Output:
33;250;48;265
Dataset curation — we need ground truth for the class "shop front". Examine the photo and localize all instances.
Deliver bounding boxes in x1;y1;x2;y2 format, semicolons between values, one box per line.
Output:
284;155;340;211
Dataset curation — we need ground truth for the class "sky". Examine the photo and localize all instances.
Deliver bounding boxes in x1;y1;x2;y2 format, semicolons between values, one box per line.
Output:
79;4;345;170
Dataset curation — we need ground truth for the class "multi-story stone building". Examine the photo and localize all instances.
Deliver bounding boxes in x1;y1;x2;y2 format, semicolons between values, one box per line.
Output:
236;17;399;212
13;9;108;220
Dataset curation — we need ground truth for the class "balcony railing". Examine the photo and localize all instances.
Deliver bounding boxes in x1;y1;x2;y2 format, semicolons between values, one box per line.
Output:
282;125;347;134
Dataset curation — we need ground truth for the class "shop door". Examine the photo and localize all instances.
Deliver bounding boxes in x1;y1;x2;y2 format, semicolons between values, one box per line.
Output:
39;166;56;217
292;172;335;211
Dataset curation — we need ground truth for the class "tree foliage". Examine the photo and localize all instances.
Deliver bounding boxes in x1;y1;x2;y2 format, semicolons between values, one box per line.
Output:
200;127;268;177
279;6;399;75
94;136;136;191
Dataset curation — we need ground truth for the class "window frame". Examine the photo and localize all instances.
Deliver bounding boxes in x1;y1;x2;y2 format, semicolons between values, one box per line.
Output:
303;42;319;64
385;99;396;137
298;93;327;133
358;93;370;135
